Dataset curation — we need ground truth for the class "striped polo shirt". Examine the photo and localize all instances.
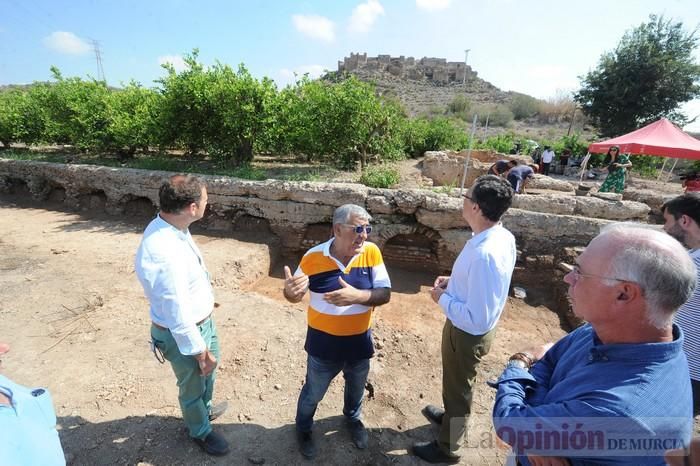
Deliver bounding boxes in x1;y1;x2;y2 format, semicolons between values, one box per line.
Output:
295;238;391;361
676;249;700;381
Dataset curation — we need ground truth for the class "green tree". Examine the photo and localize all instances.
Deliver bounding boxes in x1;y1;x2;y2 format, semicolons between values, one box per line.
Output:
156;50;275;164
0;89;43;148
509;93;540;120
576;14;700;137
271;76;407;169
27;67;111;150
105;81;160;157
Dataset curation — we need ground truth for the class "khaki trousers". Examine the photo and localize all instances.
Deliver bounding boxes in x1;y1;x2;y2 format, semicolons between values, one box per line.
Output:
438;318;496;454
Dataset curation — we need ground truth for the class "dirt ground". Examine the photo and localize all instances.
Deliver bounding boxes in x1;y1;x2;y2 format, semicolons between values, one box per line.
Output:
0;197;569;466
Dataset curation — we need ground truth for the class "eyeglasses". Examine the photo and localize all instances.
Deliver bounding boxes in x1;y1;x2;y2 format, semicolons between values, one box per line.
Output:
570;264;625;283
463;192;473;201
610;148;619;152
342;224;372;234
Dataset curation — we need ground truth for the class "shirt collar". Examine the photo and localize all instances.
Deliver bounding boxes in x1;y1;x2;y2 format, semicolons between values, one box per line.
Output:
588;324;683;363
154;214;189;240
466;223;503;248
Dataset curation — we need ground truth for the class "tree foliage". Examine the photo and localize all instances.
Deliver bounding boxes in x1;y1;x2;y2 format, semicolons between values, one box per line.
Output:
105;81;160;157
156;50;275;164
576;14;700;137
270;76;406;168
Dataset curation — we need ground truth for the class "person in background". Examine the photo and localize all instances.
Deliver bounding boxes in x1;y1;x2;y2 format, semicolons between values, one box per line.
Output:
598;145;632;194
662;193;700;415
283;204;391;460
682;173;700;193
507;163;538;194
0;342;66;466
488;159;519;178
412;175;516;464
559;148;572;175
541;146;555;176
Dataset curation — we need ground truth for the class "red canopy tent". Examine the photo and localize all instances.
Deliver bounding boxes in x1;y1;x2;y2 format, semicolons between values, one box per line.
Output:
584;118;700;181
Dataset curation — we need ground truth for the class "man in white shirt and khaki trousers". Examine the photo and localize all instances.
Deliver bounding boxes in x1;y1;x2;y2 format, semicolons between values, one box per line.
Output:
135;174;229;456
412;175;517;464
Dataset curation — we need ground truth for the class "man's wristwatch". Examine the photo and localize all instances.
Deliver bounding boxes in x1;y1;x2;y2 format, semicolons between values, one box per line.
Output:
507;352;536;370
506;359;528;370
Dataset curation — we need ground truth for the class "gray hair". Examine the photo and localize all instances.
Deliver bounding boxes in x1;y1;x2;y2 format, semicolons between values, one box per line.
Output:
597;223;696;328
332;204;372;225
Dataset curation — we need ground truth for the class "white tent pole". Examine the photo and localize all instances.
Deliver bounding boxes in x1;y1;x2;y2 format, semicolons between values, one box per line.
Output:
460;114;479;194
665;158;679;183
657;158;668;181
579;153;592;183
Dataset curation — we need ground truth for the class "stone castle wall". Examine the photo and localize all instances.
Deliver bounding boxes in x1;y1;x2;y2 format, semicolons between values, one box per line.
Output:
336;53;511;116
338;53;477;85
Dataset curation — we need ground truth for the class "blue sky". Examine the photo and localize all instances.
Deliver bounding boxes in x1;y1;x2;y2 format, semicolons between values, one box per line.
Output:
1;0;700;131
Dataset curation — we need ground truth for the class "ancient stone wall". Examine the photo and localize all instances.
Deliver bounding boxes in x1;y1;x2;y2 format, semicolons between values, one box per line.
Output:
0;159;654;273
3;159;668;326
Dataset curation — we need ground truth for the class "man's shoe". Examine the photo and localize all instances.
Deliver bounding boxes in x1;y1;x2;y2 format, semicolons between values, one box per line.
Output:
297;430;317;459
208;401;229;421
412;440;460;464
422;404;445;425
193;430;230;456
348;419;368;449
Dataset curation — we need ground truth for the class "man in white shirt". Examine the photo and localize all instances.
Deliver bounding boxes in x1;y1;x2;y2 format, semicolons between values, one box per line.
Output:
412;174;517;464
662;193;700;416
541;146;555;176
135;175;229;456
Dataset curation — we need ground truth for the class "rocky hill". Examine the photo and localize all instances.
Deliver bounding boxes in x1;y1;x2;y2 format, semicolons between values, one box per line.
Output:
335;52;516;116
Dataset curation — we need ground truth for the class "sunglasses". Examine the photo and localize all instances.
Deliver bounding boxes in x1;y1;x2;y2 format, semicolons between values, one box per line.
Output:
342;224;372;234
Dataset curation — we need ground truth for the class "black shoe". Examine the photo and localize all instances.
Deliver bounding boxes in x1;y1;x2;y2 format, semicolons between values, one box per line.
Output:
297;430;317;459
208;401;228;421
193;430;230;456
412;440;460;464
348;419;368;449
422;404;445;425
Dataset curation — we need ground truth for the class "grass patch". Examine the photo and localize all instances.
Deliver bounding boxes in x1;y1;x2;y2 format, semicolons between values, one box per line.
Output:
359;165;400;188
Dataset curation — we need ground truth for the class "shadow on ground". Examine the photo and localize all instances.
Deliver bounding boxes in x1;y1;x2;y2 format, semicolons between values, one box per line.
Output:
59;414;452;465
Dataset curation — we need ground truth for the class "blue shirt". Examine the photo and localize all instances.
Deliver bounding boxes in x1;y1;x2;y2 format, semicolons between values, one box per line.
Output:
491;324;692;465
0;375;65;466
438;224;516;335
135;215;215;356
508;165;535;180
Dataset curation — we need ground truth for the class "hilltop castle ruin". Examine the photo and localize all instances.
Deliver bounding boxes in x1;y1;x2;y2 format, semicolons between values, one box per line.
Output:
338;53;478;85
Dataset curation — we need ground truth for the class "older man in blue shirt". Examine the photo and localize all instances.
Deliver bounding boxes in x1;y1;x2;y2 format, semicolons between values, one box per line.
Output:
492;224;695;465
413;175;517;464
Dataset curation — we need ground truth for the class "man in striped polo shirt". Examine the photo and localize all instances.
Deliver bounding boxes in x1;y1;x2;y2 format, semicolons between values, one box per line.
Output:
663;193;700;415
283;204;391;459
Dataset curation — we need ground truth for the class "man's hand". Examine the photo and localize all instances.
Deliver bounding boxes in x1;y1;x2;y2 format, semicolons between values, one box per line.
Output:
195;350;217;377
527;455;570;466
324;277;369;306
433;275;449;289
283;265;308;303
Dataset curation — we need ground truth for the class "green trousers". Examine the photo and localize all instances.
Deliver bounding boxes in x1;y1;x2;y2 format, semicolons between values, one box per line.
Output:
438;318;496;454
151;317;219;440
